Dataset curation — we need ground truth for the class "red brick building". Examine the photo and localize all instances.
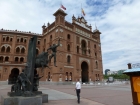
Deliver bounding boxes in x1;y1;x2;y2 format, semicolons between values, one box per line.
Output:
0;9;103;82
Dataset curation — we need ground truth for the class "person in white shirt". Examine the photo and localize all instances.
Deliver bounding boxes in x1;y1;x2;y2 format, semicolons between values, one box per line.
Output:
75;79;81;104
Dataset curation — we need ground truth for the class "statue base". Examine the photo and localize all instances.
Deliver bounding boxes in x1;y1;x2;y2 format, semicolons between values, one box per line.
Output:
1;94;48;105
7;91;42;97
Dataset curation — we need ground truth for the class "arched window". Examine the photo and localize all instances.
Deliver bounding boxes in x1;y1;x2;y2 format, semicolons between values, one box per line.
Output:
88;49;90;54
50;35;52;41
38;41;40;45
0;56;4;62
67;55;70;63
16;47;20;53
20;38;23;42
1;46;5;52
10;38;12;41
94;44;96;49
17;39;19;42
6;37;9;41
3;37;5;41
96;61;98;69
67;34;70;40
5;56;9;61
77;46;79;53
15;57;19;62
95;52;97;58
6;46;10;53
81;40;86;55
21;48;25;53
24;39;26;43
20;57;24;62
67;44;70;51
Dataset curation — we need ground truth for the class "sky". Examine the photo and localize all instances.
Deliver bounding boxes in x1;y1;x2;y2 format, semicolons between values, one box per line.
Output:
0;0;140;72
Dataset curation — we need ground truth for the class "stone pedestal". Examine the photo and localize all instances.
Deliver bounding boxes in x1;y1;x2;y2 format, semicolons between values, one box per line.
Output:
1;94;48;105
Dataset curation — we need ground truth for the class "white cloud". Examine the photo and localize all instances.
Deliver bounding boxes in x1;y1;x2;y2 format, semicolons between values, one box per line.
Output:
0;0;139;72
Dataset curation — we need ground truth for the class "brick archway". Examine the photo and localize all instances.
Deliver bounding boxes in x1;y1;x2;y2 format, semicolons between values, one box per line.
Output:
81;61;88;83
8;68;19;84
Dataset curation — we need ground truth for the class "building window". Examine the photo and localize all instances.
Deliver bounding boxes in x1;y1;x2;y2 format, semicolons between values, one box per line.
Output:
77;46;79;53
20;38;23;42
67;34;70;40
88;49;90;54
17;39;19;42
6;37;9;41
81;40;86;55
1;46;5;52
67;55;70;63
67;44;70;51
16;47;20;53
20;57;24;62
0;56;4;62
15;57;19;62
96;61;98;69
21;48;25;53
5;56;9;61
50;35;52;41
38;41;40;45
24;39;26;43
6;46;10;53
10;38;12;41
95;52;97;58
94;44;96;49
3;37;5;41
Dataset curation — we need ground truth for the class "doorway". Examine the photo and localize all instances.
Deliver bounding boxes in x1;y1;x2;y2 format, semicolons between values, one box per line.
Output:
8;68;19;84
81;61;88;83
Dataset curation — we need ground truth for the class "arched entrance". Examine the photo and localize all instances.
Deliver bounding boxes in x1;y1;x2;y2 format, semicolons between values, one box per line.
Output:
8;68;19;84
81;61;88;83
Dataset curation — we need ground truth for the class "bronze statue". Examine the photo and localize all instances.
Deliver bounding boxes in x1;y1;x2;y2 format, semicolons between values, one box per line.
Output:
8;36;60;97
47;39;60;67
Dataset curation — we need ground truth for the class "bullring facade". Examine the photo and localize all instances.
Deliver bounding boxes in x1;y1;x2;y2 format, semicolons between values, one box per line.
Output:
0;9;103;82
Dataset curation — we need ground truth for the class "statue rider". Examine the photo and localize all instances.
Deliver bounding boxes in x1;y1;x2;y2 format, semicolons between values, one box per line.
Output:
47;39;60;67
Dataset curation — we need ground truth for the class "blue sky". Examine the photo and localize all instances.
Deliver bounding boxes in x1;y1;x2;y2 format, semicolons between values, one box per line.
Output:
0;0;140;72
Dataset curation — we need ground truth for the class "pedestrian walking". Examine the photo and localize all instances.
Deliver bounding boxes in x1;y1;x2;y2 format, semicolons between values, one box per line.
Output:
75;79;81;104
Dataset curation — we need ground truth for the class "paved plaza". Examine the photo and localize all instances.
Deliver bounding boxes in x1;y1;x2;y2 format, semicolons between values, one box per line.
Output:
0;82;132;105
